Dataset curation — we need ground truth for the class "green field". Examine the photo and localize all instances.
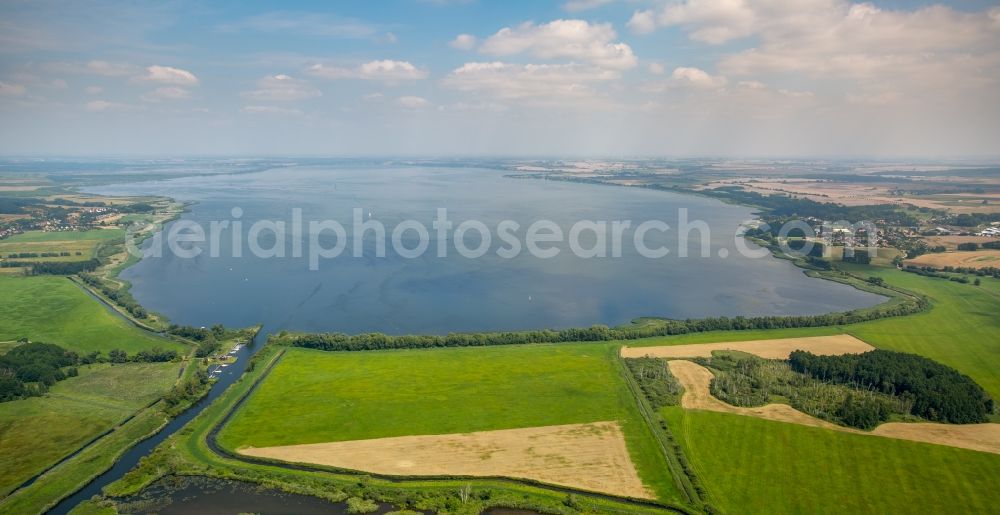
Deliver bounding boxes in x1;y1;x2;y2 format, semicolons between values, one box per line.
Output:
1;228;124;243
0;275;183;354
663;408;1000;514
0;362;179;497
0;229;123;264
219;343;682;502
845;266;1000;399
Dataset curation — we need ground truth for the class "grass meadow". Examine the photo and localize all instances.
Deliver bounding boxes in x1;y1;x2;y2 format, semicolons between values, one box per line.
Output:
0;362;178;498
218;343;683;502
0;275;183;354
663;407;1000;514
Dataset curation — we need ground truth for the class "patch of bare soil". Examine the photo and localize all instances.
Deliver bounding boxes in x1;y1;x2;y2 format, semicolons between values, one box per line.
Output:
621;335;875;360
240;421;653;499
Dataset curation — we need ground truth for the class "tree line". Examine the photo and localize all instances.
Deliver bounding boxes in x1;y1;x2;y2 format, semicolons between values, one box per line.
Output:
278;294;927;352
79;272;148;318
25;258;101;275
789;350;994;424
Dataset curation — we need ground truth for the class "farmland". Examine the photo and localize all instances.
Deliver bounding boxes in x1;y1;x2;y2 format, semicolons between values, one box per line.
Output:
663;408;1000;514
0;362;178;497
904;249;1000;269
0;275;182;354
621;334;874;360
241;421;653;499
218;344;681;501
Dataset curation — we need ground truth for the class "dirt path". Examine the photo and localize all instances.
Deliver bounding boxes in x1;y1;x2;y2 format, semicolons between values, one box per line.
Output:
622;334;874;360
667;360;1000;454
241;421;653;499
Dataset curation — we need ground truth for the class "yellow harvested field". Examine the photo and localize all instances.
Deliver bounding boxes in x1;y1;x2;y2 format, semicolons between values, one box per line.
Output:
668;360;1000;454
240;421;653;499
872;422;1000;454
621;335;874;360
905;250;1000;269
924;235;1000;250
701;179;1000;212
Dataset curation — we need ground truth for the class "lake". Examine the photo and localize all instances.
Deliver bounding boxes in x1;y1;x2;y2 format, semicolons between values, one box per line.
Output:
90;165;884;334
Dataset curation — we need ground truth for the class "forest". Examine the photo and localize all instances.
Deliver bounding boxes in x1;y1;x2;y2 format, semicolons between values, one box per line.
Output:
789;350;994;424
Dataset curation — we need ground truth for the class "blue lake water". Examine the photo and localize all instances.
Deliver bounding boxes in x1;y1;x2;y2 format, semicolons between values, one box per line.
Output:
89;165;884;334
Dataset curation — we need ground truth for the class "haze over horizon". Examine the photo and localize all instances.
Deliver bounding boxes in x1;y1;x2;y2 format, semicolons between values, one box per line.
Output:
2;0;999;157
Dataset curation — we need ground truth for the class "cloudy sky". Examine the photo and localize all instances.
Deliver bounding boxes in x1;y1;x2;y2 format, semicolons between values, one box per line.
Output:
1;0;999;157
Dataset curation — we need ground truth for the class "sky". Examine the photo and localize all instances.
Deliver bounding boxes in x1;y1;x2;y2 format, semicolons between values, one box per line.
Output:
1;0;999;157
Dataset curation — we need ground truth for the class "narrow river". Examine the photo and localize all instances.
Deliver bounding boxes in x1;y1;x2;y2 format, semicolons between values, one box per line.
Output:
47;330;268;514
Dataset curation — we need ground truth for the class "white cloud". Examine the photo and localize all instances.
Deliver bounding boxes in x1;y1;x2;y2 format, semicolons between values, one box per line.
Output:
134;65;199;86
563;0;615;13
84;86;103;95
85;60;134;76
241;105;303;115
141;87;191;102
634;0;756;43
308;60;427;80
627;10;657;35
438;101;508;113
478;19;637;70
671;67;727;89
846;91;902;106
648;62;666;75
442;61;619;102
83;99;132;112
629;1;1000;109
44;60;135;76
362;92;385;102
737;80;766;90
0;81;26;96
395;95;430;109
450;34;477;50
242;74;321;101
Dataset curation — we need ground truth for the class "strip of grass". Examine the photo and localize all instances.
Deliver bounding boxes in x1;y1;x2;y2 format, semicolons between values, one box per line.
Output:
218;343;682;502
0;275;183;354
663;407;1000;514
0;362;178;497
